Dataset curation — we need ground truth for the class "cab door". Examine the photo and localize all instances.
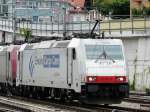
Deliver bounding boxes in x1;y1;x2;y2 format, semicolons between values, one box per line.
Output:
67;48;76;87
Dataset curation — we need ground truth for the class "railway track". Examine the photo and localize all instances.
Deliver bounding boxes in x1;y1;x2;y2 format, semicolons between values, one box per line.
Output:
124;95;150;104
0;98;31;112
123;94;150;109
0;95;113;112
0;95;149;112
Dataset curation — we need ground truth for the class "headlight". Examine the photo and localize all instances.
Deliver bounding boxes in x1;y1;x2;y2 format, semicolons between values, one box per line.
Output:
87;76;97;83
119;77;124;81
116;76;126;82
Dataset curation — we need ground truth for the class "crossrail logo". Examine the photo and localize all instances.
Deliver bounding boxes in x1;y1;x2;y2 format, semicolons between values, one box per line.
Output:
29;56;35;77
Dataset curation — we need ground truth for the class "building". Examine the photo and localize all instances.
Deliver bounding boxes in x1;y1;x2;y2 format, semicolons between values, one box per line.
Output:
68;0;100;22
68;0;85;8
0;0;97;22
0;0;8;17
69;9;88;22
131;0;150;9
14;0;74;23
13;0;88;23
1;0;74;23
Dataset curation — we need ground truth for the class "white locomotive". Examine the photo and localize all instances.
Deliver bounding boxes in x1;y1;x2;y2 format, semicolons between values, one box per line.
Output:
16;38;129;104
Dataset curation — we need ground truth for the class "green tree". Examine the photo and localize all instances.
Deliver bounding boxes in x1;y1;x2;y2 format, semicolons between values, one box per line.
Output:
94;0;112;15
111;0;130;15
20;28;32;42
144;8;150;15
94;0;130;15
142;3;150;16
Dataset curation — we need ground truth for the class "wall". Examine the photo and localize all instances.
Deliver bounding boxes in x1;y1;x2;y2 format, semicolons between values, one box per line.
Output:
69;12;88;22
123;37;150;91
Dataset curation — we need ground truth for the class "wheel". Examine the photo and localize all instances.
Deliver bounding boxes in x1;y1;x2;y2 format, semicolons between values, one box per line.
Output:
50;88;55;100
64;90;73;103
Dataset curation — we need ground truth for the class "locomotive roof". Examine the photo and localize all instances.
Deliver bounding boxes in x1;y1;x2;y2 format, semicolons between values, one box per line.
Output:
0;45;20;52
20;40;71;51
19;38;123;51
82;39;123;45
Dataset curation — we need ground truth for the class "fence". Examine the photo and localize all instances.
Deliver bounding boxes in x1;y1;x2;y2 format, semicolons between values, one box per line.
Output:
0;19;100;37
0;17;150;37
100;17;150;34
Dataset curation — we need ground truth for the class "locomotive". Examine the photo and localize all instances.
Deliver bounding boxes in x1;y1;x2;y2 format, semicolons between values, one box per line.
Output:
0;38;129;104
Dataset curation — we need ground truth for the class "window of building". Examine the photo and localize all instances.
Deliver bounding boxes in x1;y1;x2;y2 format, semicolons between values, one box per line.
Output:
33;16;38;22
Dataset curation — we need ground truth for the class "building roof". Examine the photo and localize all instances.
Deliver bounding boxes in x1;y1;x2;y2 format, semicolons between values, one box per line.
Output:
67;0;85;8
133;0;142;2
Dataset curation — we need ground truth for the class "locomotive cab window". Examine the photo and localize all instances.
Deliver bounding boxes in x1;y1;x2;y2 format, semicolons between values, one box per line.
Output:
85;45;123;60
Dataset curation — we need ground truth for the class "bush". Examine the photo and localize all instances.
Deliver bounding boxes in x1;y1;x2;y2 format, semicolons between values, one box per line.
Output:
111;0;130;15
132;7;150;16
144;7;150;15
132;8;143;15
94;0;130;16
20;28;32;42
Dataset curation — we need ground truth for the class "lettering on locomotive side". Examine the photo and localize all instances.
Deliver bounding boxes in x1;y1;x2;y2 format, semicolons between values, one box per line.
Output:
29;54;60;77
43;55;60;68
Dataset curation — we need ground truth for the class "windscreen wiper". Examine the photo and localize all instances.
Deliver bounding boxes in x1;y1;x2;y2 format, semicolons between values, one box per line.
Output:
107;55;115;63
95;51;115;63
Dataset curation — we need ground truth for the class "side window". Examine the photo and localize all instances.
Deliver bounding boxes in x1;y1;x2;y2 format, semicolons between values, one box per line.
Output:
8;52;10;60
18;52;20;60
72;48;76;60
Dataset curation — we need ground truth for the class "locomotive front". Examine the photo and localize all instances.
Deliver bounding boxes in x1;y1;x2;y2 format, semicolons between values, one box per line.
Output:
80;39;129;104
